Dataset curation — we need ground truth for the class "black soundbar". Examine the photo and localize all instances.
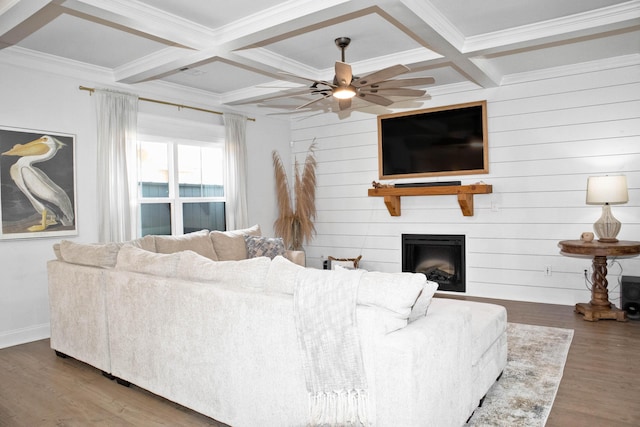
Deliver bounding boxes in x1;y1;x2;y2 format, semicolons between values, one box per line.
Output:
394;181;462;188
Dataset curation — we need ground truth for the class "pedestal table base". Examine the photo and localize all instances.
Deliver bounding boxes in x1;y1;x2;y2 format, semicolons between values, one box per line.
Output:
574;302;627;322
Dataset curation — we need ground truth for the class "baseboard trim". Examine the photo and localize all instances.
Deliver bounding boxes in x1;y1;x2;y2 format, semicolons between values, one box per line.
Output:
0;323;50;350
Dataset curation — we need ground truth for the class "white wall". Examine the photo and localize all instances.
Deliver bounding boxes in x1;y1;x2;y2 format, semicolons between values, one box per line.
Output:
0;59;291;349
292;57;640;307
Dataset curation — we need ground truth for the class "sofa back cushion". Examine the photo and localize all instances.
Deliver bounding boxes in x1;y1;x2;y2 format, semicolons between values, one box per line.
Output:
210;224;261;261
120;235;156;252
176;250;271;289
59;240;121;268
115;245;183;277
154;230;218;261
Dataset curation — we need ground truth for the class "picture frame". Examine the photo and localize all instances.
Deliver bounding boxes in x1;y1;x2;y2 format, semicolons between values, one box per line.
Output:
0;126;77;239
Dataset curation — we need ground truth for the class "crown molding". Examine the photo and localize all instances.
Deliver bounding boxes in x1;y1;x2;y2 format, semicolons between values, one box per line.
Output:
501;53;640;85
0;45;224;108
0;45;113;80
463;0;640;53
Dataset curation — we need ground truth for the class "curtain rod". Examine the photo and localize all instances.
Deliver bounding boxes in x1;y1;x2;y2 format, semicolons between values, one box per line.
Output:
79;86;255;122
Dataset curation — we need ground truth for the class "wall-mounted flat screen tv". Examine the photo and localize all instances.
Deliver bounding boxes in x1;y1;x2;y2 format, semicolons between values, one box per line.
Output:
377;100;488;180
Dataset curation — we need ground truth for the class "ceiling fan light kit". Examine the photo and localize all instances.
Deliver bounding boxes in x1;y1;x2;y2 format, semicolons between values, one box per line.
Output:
333;86;356;99
274;37;434;113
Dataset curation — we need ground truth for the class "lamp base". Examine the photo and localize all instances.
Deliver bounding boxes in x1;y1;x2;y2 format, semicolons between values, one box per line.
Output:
593;204;621;243
597;237;619;243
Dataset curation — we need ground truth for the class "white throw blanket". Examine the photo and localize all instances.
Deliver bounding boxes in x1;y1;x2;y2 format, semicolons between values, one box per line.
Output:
294;267;369;426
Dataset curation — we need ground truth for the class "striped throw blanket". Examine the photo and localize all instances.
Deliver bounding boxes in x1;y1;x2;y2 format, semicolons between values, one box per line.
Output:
294;267;369;426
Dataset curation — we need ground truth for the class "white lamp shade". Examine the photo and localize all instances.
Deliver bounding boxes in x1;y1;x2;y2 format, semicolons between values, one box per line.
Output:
586;175;628;205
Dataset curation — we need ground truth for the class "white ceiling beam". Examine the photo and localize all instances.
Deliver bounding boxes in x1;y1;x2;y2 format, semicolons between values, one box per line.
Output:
385;0;500;88
113;0;369;86
0;1;61;46
56;0;216;49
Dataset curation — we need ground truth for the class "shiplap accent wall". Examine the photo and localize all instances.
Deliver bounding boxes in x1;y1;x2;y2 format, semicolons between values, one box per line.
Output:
290;57;640;306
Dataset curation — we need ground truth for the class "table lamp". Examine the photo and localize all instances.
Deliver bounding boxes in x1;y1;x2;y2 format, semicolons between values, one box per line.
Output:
586;175;628;243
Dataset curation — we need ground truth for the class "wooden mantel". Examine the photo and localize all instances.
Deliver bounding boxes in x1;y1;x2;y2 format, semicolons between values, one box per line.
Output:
368;183;493;216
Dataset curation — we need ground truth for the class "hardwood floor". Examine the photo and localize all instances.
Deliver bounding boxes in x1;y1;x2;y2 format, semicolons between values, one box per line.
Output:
1;296;639;426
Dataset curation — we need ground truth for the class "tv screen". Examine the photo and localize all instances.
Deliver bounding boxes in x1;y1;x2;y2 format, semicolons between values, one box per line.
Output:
377;101;488;180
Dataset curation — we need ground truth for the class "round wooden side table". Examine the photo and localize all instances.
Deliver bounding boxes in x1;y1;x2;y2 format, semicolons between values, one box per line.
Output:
558;239;640;322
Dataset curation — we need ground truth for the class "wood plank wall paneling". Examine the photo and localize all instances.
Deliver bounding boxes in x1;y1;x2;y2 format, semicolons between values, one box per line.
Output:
290;61;640;306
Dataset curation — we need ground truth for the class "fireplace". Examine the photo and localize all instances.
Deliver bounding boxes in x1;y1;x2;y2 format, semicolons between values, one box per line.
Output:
402;234;465;292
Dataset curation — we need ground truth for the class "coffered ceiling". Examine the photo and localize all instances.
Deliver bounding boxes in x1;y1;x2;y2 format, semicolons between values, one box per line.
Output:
1;0;639;117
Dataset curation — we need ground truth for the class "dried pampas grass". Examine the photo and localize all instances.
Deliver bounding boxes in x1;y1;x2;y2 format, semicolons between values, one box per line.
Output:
273;142;317;250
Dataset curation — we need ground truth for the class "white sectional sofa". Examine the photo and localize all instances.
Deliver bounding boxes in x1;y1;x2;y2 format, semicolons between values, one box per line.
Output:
47;227;507;426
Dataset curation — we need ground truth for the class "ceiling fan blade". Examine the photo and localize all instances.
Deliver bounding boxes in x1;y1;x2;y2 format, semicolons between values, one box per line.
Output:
278;71;335;88
296;94;332;110
357;92;394;106
352;64;410;88
335;61;352;86
372;77;435;89
359;88;426;97
338;98;352;110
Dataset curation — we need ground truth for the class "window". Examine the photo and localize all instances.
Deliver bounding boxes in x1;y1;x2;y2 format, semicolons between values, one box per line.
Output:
137;138;225;236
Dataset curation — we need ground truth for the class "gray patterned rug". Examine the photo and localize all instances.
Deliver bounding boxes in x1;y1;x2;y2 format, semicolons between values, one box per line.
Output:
466;322;574;427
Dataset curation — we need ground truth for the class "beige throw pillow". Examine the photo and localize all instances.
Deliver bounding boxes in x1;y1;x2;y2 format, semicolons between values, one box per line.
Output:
210;224;261;261
154;229;218;261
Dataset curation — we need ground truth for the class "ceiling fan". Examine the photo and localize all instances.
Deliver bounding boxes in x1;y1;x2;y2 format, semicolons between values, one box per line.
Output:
274;37;435;112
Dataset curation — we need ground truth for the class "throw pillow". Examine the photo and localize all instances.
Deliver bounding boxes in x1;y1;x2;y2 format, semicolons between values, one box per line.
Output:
408;280;439;322
59;240;121;268
210;224;261;261
176;250;271;289
358;271;426;320
154;229;218;261
115;245;182;278
245;235;285;259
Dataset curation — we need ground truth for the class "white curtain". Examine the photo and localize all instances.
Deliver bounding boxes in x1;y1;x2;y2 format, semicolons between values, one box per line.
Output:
223;113;249;230
95;89;139;242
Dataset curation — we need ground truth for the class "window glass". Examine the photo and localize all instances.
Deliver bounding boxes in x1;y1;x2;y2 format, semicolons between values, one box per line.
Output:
140;203;171;236
138;141;169;198
138;139;225;236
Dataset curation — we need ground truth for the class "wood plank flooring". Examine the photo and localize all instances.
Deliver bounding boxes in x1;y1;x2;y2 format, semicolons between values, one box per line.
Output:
1;296;639;426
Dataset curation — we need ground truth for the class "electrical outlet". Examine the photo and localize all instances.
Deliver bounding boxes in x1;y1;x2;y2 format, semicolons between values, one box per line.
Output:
544;265;552;276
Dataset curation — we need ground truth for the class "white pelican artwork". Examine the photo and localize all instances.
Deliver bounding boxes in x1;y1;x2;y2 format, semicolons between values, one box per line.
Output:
1;135;74;232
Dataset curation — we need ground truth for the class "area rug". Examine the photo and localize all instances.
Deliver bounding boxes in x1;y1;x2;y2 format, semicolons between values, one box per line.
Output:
466;322;574;427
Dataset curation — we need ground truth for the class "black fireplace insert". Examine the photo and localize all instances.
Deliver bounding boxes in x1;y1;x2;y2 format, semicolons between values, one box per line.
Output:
402;234;465;292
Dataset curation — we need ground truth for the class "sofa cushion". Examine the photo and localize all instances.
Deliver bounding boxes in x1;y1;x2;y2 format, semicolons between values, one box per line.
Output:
245;235;285;259
154;230;218;261
358;271;426;320
266;255;304;294
119;235;156;252
115;245;182;277
210;224;261;261
408;280;439;323
266;257;426;322
428;299;507;365
59;240;120;268
176;250;271;289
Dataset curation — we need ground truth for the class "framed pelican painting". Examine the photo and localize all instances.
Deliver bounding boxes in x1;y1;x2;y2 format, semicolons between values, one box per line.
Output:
0;126;77;239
